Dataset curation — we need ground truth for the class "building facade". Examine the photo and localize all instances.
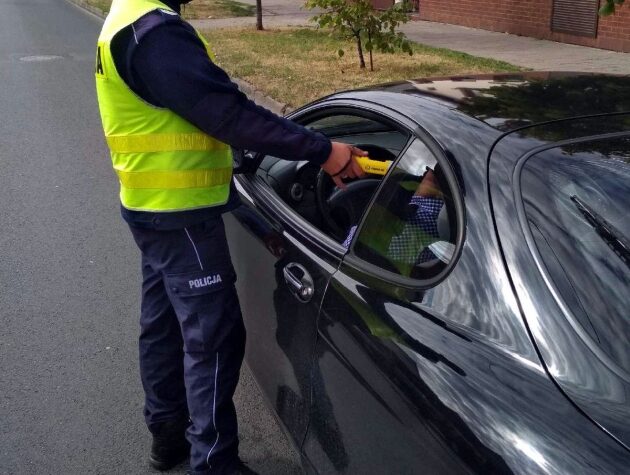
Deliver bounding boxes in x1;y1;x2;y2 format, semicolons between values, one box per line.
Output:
417;0;630;53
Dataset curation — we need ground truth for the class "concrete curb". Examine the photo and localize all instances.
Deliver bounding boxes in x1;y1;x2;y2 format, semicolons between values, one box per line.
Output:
66;0;291;115
67;0;108;18
233;78;294;115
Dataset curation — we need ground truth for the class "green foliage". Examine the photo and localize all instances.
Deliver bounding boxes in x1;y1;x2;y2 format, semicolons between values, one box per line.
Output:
599;0;625;16
305;0;413;71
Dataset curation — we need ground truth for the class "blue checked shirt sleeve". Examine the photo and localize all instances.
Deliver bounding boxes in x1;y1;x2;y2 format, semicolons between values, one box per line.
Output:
388;196;444;264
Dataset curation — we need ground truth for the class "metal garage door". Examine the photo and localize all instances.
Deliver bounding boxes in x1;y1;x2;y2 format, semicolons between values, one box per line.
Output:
551;0;599;37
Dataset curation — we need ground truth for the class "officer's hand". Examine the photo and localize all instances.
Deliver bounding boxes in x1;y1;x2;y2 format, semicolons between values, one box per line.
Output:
321;142;368;190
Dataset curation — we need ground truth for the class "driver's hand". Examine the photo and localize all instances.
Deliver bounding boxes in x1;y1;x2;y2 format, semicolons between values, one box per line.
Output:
415;169;442;198
321;142;368;190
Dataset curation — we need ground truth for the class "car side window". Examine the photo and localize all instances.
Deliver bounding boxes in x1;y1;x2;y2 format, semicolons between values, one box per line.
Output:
256;112;411;243
520;137;630;374
350;139;460;281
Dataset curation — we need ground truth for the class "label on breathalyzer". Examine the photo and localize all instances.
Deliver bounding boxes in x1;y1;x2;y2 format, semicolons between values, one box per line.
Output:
355;156;393;176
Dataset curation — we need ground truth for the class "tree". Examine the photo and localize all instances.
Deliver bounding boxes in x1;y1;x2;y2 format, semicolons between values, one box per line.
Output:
256;0;264;30
305;0;413;71
599;0;626;16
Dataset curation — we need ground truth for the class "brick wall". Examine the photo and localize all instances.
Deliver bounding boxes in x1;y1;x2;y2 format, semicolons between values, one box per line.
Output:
417;0;630;53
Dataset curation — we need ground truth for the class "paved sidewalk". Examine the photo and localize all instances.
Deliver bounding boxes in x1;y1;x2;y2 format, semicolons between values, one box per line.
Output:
400;21;630;74
191;1;630;74
191;0;313;29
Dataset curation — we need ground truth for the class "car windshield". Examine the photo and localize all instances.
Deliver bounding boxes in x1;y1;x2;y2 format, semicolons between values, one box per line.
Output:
521;137;630;373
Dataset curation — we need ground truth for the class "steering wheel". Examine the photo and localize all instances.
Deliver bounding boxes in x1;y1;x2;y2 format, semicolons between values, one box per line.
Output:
315;144;397;241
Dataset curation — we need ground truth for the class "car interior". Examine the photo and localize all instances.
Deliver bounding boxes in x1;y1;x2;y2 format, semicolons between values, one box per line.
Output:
254;113;412;242
250;112;459;279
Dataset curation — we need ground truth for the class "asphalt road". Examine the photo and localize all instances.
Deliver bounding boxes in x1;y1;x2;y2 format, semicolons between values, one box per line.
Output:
0;1;303;474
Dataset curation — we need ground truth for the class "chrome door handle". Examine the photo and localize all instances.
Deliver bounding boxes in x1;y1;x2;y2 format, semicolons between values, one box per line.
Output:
283;262;314;303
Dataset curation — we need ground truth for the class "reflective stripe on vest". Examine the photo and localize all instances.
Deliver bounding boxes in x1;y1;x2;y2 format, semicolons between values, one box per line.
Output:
116;168;233;189
95;0;232;212
106;133;228;153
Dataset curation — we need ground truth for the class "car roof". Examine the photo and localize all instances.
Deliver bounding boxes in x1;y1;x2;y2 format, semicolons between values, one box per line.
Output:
330;72;630;133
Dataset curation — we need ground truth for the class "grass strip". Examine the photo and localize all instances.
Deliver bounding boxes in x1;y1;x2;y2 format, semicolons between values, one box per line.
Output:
203;28;522;108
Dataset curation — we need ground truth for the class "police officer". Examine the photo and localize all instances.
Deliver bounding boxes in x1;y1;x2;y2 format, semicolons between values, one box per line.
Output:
95;0;365;474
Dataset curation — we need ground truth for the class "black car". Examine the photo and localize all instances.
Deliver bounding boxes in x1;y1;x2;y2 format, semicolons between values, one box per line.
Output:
225;72;630;474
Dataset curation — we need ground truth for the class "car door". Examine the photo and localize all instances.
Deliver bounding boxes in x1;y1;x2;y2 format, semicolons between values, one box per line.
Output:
224;102;405;446
225;100;419;449
224;173;342;446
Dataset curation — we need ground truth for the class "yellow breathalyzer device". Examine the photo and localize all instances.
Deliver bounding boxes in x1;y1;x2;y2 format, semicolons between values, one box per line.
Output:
355;156;392;176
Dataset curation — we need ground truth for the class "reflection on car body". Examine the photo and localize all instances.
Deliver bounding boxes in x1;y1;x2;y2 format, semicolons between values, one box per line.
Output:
225;72;630;474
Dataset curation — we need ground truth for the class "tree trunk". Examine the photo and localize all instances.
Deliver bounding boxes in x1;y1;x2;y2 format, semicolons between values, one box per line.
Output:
256;0;263;30
368;30;374;71
356;34;366;69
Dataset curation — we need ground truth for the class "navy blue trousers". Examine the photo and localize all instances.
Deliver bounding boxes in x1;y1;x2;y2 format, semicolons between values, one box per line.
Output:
129;216;245;475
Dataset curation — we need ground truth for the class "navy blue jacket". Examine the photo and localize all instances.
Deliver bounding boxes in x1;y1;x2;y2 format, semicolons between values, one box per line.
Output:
109;0;332;229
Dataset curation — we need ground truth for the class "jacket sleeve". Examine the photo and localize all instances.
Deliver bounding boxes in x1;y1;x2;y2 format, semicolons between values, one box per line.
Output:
129;19;332;165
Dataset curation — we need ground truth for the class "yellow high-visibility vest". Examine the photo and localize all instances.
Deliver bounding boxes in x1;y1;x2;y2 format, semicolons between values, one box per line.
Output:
95;0;232;212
